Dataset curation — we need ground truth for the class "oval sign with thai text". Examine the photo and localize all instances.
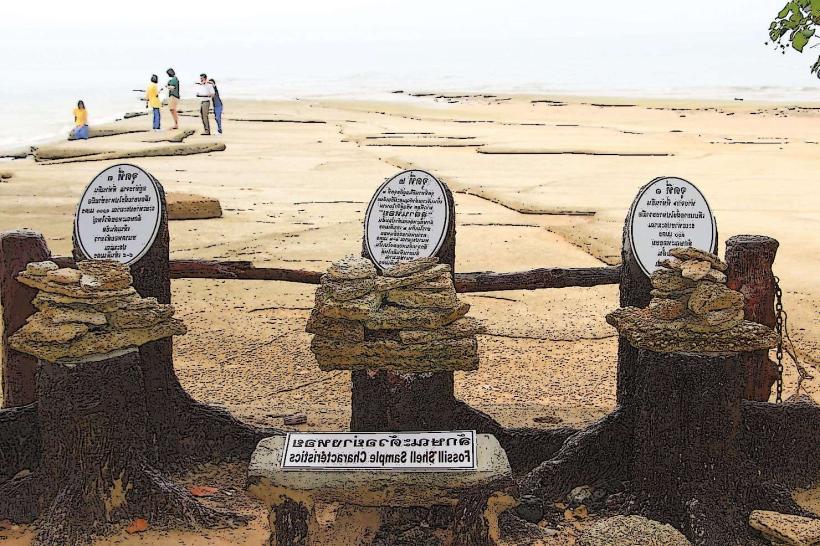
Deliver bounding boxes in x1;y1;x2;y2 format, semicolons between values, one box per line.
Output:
628;176;717;276
364;169;450;270
74;164;162;265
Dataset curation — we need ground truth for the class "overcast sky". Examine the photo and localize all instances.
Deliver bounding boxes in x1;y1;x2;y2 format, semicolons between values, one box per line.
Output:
2;0;817;93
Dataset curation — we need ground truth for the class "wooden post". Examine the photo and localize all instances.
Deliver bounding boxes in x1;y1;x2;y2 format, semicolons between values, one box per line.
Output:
351;181;504;434
617;184;718;405
73;172;271;468
0;230;50;407
0;349;234;544
616;202;654;407
352;181;459;432
725;235;779;401
631;349;747;545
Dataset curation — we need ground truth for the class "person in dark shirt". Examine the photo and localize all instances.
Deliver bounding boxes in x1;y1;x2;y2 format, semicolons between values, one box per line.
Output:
166;68;180;130
208;79;223;134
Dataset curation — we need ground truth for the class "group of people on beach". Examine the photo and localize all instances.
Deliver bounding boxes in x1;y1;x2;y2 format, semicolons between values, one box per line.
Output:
71;68;224;140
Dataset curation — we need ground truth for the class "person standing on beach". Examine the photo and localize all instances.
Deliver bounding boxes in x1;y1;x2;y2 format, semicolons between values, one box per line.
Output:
70;100;89;139
209;78;223;134
194;73;214;135
146;75;162;130
165;68;180;130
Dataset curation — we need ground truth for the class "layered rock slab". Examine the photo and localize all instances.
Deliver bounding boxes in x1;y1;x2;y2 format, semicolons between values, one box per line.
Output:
306;256;483;373
607;246;778;353
748;510;820;546
9;260;185;362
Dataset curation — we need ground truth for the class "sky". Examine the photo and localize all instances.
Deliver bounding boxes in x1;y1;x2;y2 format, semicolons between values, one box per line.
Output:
2;0;818;94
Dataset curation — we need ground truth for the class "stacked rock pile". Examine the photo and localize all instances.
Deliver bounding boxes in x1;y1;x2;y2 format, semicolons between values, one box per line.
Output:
307;255;485;372
607;247;777;353
9;259;185;362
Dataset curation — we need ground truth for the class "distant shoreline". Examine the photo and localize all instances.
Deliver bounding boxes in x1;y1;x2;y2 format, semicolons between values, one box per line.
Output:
4;88;820;159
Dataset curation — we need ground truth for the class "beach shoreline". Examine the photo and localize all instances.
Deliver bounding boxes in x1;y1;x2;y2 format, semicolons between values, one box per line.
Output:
5;87;820;158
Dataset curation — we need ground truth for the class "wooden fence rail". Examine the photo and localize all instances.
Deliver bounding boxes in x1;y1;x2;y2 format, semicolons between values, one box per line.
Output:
52;256;621;292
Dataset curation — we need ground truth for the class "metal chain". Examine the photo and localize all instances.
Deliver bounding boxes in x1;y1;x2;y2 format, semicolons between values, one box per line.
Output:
774;276;784;404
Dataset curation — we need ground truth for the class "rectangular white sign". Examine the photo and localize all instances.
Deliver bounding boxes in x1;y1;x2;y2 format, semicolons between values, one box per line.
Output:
281;431;477;471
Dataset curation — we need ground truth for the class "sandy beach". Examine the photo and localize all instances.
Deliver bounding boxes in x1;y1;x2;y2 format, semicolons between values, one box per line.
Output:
0;92;818;544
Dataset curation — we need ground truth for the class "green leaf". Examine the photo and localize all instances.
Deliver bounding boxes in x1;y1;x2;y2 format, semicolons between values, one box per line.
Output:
779;2;792;18
793;29;811;51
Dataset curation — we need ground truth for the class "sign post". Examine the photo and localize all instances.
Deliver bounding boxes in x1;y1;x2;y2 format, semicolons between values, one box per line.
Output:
618;176;717;404
352;169;503;438
73;163;266;465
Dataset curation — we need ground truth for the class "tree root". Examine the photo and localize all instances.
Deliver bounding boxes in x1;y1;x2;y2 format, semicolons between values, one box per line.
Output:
616;479;814;546
33;462;247;546
146;384;280;472
519;408;633;502
0;403;39;483
0;473;42;523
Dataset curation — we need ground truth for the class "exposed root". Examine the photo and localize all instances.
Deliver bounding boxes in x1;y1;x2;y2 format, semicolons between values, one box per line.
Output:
34;463;247;546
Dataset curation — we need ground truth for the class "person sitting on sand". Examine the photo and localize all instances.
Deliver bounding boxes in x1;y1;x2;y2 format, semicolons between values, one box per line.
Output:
70;100;89;140
165;68;180;130
194;73;214;135
208;78;223;134
146;75;162;131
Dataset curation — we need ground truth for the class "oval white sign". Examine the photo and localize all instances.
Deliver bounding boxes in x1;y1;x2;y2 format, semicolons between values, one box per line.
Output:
74;164;162;265
364;170;451;270
628;176;717;276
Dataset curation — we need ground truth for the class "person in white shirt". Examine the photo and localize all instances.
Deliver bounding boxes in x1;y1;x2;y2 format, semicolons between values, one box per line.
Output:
194;73;215;135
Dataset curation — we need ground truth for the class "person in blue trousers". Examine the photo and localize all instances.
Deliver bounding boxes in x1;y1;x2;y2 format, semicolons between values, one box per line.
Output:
146;75;161;130
209;79;223;134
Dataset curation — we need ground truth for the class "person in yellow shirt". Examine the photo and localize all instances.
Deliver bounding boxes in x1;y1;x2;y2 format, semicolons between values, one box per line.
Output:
70;100;89;140
146;75;161;130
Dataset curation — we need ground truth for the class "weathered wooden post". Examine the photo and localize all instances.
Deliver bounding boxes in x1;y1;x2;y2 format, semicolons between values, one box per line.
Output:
0;260;236;545
0;229;50;407
725;235;779;401
617;177;717;405
605;248;783;545
72;163;272;467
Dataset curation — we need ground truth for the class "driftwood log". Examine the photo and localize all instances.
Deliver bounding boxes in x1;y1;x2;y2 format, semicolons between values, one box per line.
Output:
0;350;239;546
52;255;622;292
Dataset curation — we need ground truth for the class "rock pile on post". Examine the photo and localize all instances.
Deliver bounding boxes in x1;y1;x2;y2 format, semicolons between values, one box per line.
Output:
8;259;185;362
0;259;232;546
307;255;485;372
606;247;777;352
